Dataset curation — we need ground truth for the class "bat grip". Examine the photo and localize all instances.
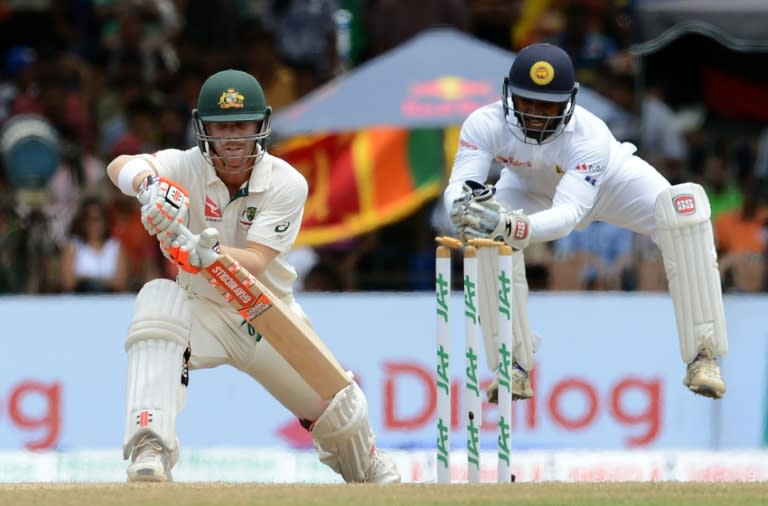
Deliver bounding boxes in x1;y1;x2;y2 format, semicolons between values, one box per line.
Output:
135;174;157;205
173;222;221;268
173;221;196;242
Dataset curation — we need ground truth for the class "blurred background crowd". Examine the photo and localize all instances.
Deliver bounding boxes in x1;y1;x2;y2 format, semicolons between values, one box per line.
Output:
0;0;766;295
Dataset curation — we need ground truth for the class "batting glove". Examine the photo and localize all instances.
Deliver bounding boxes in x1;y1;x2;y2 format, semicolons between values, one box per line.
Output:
137;175;190;237
167;228;221;274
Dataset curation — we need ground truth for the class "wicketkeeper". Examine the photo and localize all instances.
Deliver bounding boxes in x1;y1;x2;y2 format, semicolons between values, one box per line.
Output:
445;43;728;403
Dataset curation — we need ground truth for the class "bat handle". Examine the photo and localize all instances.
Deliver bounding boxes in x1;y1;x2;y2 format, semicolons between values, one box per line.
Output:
136;174;155;206
198;228;220;251
174;222;221;268
173;221;196;241
174;222;219;247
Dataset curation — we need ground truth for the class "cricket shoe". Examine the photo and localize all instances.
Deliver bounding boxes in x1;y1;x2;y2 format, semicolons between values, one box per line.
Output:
683;352;726;399
127;434;174;482
365;449;401;483
486;362;534;403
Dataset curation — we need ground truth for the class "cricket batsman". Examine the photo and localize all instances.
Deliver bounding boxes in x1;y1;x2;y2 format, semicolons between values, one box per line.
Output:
106;69;401;483
445;43;728;403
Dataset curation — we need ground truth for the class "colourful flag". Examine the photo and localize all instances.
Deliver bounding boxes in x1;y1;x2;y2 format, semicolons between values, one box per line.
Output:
272;127;459;247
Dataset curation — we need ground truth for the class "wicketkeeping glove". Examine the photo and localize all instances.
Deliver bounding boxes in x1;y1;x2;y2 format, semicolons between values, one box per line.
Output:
137;175;190;237
167;227;221;274
457;180;532;251
449;180;498;232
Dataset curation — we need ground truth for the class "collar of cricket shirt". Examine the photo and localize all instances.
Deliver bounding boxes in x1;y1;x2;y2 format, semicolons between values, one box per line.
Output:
245;152;273;194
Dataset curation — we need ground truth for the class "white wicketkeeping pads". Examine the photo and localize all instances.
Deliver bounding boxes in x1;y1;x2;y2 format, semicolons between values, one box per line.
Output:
477;247;536;371
654;183;728;363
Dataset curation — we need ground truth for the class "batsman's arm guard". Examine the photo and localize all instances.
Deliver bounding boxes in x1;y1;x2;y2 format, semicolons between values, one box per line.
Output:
655;183;728;363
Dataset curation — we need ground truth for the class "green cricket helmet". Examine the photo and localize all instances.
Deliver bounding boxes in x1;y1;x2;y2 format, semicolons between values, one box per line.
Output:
192;69;272;171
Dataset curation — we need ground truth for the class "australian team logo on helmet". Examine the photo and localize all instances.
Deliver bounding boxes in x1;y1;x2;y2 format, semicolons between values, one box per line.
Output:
502;43;579;144
192;69;272;172
218;88;246;109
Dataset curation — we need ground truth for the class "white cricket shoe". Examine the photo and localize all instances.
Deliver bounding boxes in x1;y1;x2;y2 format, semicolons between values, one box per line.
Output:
684;353;726;399
127;434;172;482
365;449;401;483
486;362;534;403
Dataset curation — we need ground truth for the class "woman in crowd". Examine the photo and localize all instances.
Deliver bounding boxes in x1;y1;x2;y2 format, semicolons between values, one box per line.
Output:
60;196;129;293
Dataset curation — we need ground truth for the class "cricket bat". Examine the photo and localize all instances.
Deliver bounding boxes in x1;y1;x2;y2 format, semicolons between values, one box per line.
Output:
177;223;351;400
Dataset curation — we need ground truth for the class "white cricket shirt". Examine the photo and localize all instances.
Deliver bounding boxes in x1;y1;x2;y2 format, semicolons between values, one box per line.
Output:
444;103;638;243
148;148;305;305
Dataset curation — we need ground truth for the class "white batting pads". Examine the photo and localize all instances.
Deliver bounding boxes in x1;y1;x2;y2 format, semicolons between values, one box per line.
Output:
311;378;376;482
655;183;728;363
123;279;191;460
477;248;536;371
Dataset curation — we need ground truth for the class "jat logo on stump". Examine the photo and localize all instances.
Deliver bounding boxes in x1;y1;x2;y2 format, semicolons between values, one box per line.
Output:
673;194;696;215
219;88;245;109
530;61;555;86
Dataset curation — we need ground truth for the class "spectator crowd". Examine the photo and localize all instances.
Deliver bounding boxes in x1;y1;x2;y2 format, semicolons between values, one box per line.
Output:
0;0;766;295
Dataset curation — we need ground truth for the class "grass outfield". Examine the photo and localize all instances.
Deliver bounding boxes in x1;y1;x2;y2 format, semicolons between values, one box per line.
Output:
1;483;768;506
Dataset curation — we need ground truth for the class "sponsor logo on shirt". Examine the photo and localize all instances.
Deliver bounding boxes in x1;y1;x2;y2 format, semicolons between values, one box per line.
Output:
584;175;598;186
497;155;532;168
274;222;290;233
205;195;222;221
459;138;478;150
673;194;696;215
574;162;602;174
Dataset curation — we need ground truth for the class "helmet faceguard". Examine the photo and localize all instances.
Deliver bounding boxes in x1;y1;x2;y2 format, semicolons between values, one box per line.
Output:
192;69;272;173
501;44;579;145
